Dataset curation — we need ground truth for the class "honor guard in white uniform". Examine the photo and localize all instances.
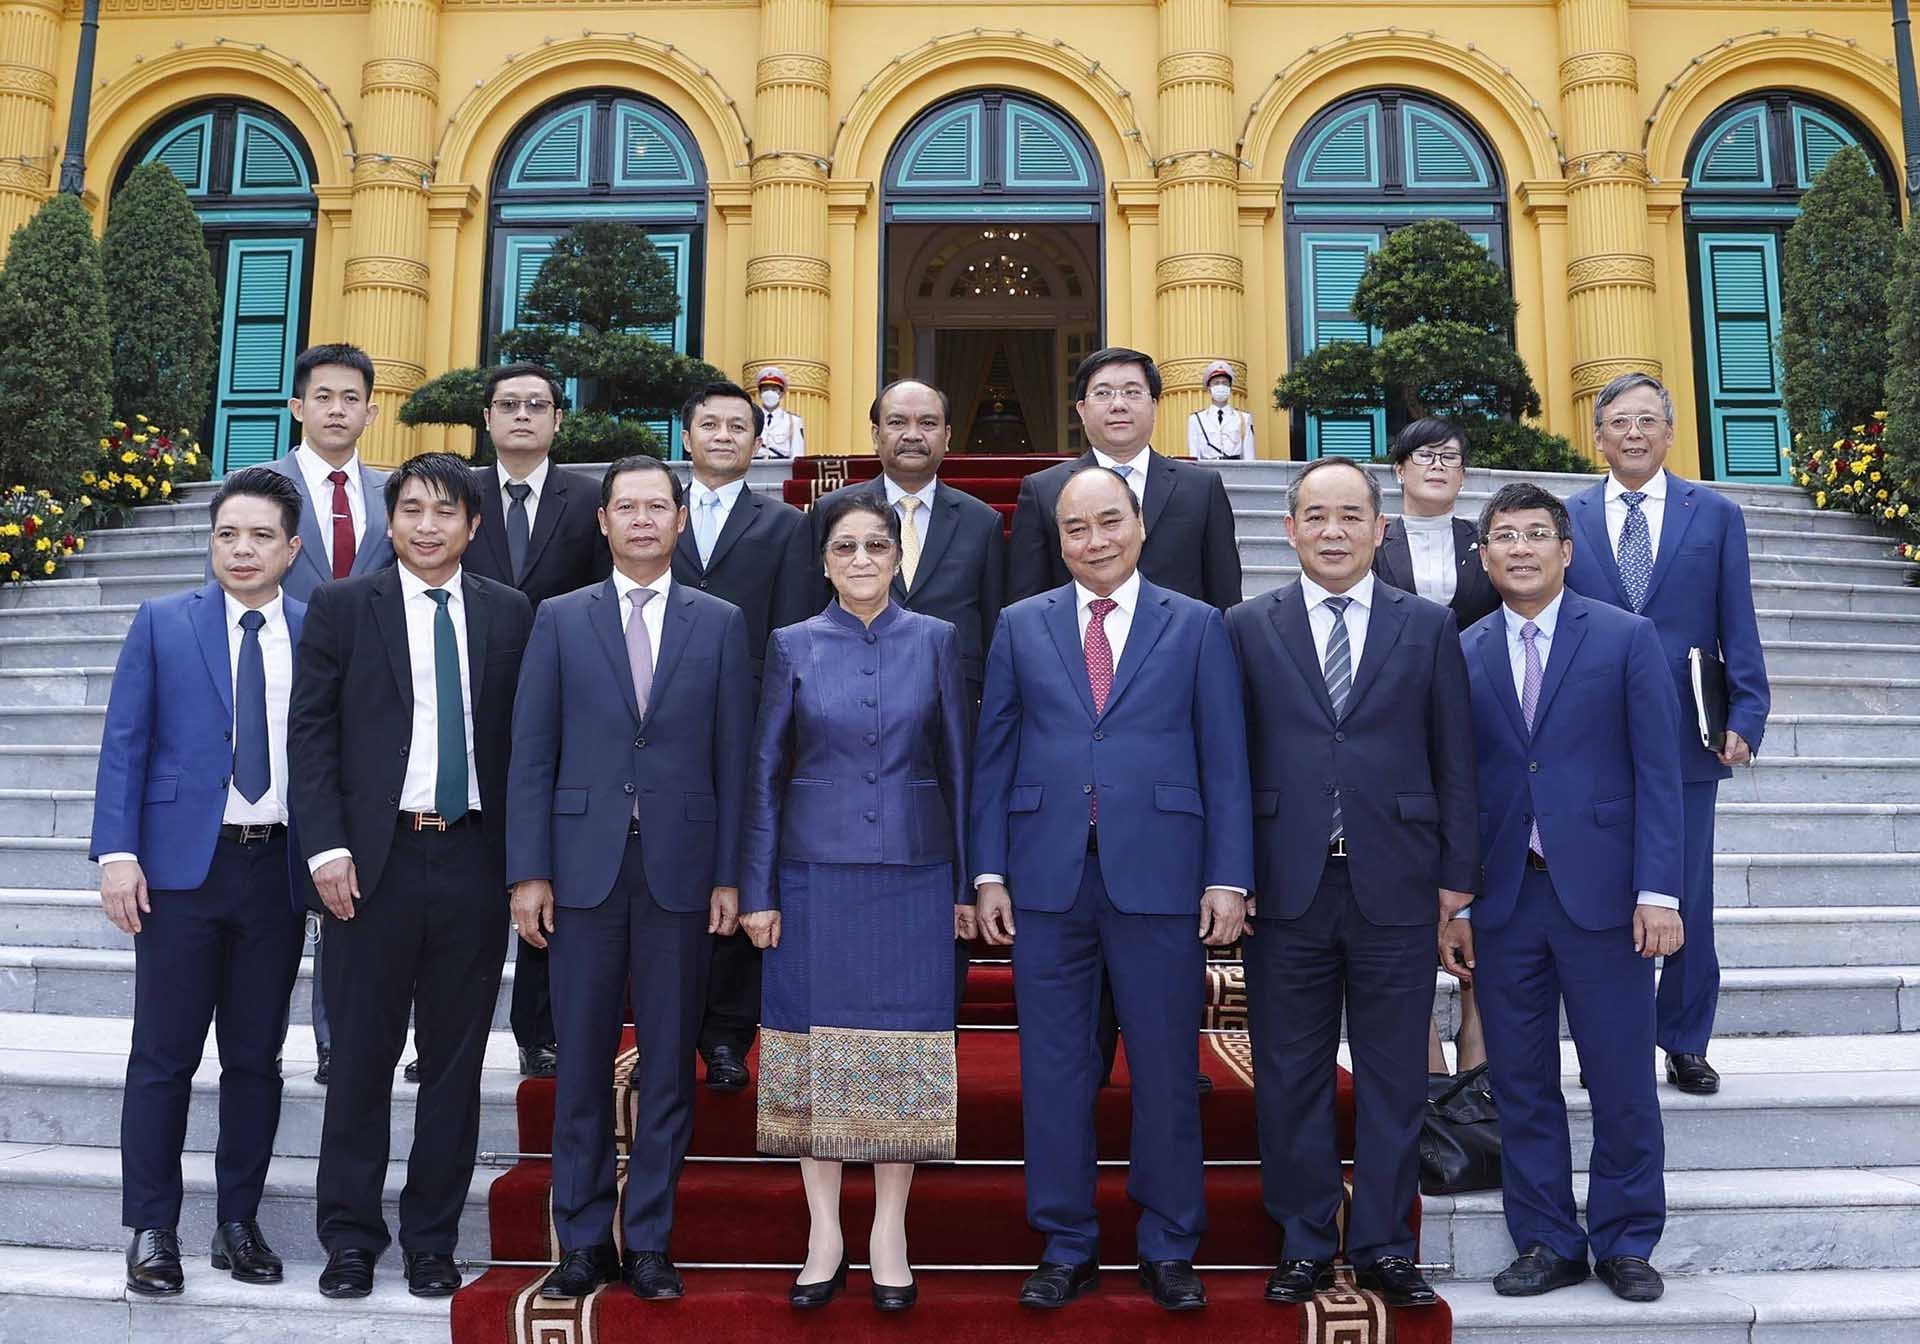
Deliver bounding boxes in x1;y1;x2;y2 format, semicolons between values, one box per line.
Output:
1187;359;1254;461
754;367;807;459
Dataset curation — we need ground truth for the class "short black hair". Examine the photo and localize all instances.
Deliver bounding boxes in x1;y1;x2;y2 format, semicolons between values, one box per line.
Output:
816;492;901;561
681;382;764;439
1071;346;1162;404
868;379;953;426
1387;417;1469;467
1055;464;1142;519
601;454;683;510
384;451;483;519
1477;482;1570;544
293;343;375;398
209;466;302;539
485;362;565;407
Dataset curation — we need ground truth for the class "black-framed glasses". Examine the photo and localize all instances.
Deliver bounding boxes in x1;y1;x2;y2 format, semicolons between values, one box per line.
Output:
490;397;555;416
1408;448;1464;468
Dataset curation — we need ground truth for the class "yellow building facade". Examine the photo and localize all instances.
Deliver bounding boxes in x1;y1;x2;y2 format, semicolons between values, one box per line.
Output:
0;0;1905;478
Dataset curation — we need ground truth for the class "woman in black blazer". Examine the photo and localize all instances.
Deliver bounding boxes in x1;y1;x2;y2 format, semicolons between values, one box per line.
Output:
1371;418;1495;1081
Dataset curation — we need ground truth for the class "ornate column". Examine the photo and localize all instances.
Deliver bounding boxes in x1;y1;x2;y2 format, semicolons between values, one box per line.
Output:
1558;0;1659;432
745;0;831;444
0;0;61;254
1154;0;1243;430
342;0;440;465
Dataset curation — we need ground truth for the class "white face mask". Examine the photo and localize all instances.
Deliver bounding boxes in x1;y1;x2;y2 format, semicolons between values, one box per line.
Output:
1209;383;1232;406
760;388;782;410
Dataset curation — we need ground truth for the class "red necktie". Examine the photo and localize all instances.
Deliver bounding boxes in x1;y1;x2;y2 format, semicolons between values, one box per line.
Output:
1085;597;1117;820
328;469;355;580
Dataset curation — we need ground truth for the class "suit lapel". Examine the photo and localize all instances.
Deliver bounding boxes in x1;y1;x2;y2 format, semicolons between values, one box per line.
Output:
1570;488;1631;608
1378;519;1415;592
351;462;387;577
1100;584;1170;719
1142;450;1176;534
643;588;697;728
589;578;641;723
703;485;759;574
189;583;234;718
462;573;491;708
276;456;331;592
519;465;566;580
1529;597;1589;734
369;568;413;711
473;468;511;577
1342;585;1407;721
1270;583;1337;724
1476;618;1527;744
1043;591;1100;722
906;483;961;601
1639;471;1698;610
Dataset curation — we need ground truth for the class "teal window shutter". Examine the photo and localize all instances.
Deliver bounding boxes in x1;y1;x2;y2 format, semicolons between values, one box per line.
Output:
1793;105;1862;189
1695;106;1771;189
1300;232;1385;459
232;114;311;194
142;115;213;195
1402;104;1490;189
898;103;981;189
213;238;305;472
1297;105;1379;188
1696;232;1788;482
511;105;592;190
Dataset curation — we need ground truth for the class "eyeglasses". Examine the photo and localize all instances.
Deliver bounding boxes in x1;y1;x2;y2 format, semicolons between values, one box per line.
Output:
827;538;896;559
1084;387;1153;405
490;397;555;416
1601;413;1667;437
1408;448;1464;468
1485;527;1563;547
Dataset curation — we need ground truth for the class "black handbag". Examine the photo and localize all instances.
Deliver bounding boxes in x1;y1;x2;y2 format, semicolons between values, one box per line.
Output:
1418;1063;1503;1195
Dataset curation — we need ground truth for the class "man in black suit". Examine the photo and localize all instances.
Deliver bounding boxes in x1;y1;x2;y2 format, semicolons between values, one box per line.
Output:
463;362;611;1080
671;381;809;1090
290;453;533;1300
1226;457;1476;1310
1007;347;1241;609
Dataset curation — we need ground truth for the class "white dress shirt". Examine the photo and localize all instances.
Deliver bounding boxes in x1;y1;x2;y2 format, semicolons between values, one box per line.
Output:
611;566;672;670
689;476;747;565
882;474;941;557
293;443;366;571
1090;446;1151;510
1299;572;1376;676
96;591;292;867
1401;512;1458;606
496;456;552;533
396;565;481;815
1604;469;1668;563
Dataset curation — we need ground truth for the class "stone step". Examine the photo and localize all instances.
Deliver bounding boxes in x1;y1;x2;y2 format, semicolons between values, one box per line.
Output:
1758;607;1920;647
1769;674;1920;716
1752;580;1920;616
0;706;105;746
1714;803;1920;855
0;668;113;708
1763;639;1920;678
1749;553;1918;587
0;605;137;639
0;792;95;839
1724;758;1920;805
1714;852;1920;907
1765;714;1920;757
0;747;100;790
58;548;205;580
0;635;133;671
77;524;210;555
1714;907;1920;968
0;890;122;948
1747;526;1916;559
0;575;195;610
0;1246;448;1344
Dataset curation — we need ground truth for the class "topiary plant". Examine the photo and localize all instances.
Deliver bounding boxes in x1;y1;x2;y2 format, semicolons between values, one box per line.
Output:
0;194;113;493
102;161;220;440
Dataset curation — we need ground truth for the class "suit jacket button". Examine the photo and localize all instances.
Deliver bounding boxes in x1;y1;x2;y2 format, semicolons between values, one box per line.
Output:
865;633;877;645
862;667;875;675
1334;731;1346;743
399;747;408;757
387;793;398;804
864;771;877;783
865;732;877;745
635;738;647;749
223;730;232;741
699;579;710;589
624;783;636;795
1093;730;1104;740
1528;761;1540;773
1083;783;1093;794
864;811;877;822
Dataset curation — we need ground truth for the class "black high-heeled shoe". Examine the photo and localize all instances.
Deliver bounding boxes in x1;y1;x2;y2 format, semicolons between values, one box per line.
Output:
789;1257;849;1308
872;1278;918;1311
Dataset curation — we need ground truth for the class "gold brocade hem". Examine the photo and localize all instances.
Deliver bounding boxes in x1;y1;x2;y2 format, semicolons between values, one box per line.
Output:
756;1025;957;1163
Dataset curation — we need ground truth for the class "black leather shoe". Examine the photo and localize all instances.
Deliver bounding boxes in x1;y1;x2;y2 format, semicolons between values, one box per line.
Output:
519;1044;558;1079
314;1045;330;1086
210;1219;283;1284
1596;1255;1665;1302
542;1244;620;1299
126;1228;183;1296
623;1250;684;1300
1666;1053;1720;1095
1139;1259;1207;1311
789;1257;848;1307
318;1247;377;1298
872;1279;918;1311
403;1058;421;1084
1019;1260;1099;1308
1264;1258;1333;1303
403;1250;461;1297
1492;1245;1590;1297
1196;1073;1213;1094
1356;1255;1437;1307
705;1045;750;1092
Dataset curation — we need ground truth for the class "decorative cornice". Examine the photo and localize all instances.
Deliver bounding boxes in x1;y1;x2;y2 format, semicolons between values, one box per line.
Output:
1571;358;1662;396
1558;50;1638;93
1157;51;1233;89
362;58;439;97
756;54;830;94
344;256;431;293
1160;357;1244;391
0;66;58;104
1516;178;1568;221
372;358;428;394
1155;152;1240;184
741;356;826;393
72;0;366;13
1565;253;1656;296
1155;253;1244;290
745;255;831;291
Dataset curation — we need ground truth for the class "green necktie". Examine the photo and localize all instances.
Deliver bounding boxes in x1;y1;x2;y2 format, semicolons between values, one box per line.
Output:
426;588;468;821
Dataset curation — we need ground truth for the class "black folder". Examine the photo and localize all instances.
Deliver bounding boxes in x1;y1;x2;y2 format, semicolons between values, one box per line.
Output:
1688;647;1729;754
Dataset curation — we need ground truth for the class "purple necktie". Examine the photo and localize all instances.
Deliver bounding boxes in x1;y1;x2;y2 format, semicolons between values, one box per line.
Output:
1520;620;1544;859
626;589;655;816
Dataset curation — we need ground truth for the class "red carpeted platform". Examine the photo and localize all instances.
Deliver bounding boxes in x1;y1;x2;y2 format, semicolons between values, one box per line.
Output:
779;453;1069;526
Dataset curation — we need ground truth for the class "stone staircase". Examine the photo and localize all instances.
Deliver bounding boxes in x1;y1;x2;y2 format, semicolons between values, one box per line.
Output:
0;461;1916;1340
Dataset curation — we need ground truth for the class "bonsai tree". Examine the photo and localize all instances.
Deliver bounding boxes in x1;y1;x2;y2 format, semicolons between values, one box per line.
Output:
403;221;721;460
0;194;113;492
1275;218;1591;473
101;162;220;444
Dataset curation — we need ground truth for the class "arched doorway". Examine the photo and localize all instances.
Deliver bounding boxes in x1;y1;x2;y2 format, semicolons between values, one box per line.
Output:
122;101;318;473
483;90;707;456
881;91;1102;453
1683;93;1894;482
1283;90;1508;460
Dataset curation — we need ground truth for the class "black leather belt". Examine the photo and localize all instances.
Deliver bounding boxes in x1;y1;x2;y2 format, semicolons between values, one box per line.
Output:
219;822;284;846
398;810;481;832
1527;850;1549;872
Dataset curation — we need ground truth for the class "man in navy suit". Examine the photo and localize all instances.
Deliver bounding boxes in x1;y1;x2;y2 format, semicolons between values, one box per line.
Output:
973;466;1252;1312
1444;482;1685;1304
1564;372;1769;1096
508;456;753;1302
1226;458;1474;1309
463;362;613;1081
93;468;311;1296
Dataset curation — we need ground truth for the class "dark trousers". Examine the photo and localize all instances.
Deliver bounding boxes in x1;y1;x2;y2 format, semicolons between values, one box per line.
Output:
510;933;554;1050
309;919;329;1050
122;834;304;1230
696;930;759;1060
1475;867;1664;1264
550;833;710;1254
315;819;507;1256
1013;860;1205;1264
1244;860;1432;1263
1656;781;1720;1056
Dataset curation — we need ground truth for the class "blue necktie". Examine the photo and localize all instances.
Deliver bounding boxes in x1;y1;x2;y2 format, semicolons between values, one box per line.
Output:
234;610;270;804
694;490;722;566
1618;490;1654;612
426;589;468;821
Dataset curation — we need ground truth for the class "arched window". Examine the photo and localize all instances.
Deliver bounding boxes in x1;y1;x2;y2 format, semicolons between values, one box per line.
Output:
1684;94;1895;482
120;101;318;473
485;91;706;455
1283;91;1508;460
